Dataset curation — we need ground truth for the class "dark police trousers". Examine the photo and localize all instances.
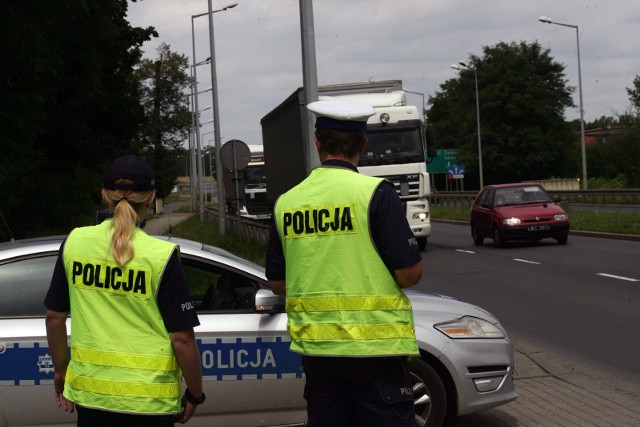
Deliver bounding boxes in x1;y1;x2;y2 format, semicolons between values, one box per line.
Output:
302;355;415;427
76;405;177;427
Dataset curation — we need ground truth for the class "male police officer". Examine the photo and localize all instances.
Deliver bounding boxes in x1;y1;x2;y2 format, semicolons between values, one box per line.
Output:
266;100;423;426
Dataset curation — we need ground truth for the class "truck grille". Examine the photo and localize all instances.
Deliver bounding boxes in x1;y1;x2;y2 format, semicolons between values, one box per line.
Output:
386;174;420;198
245;192;270;215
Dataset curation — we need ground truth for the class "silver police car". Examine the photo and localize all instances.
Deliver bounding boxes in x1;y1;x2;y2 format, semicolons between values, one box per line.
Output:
0;236;517;427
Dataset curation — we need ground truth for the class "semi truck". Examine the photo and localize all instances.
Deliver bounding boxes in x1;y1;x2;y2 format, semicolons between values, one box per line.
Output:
261;80;434;250
223;144;271;220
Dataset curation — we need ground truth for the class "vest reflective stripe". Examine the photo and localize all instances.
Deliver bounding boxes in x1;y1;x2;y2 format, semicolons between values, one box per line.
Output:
286;295;413;312
275;167;419;357
289;322;416;341
62;222;181;413
66;369;181;399
71;347;178;371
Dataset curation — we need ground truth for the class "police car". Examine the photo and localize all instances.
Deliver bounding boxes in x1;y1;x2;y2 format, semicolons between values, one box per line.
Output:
0;235;517;427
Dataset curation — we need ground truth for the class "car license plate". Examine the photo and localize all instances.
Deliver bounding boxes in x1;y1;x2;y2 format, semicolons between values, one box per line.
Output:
528;224;550;231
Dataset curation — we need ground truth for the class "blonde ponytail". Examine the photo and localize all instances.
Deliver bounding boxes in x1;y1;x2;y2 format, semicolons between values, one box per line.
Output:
102;185;154;267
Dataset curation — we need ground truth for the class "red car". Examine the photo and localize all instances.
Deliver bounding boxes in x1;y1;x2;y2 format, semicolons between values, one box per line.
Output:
470;183;570;247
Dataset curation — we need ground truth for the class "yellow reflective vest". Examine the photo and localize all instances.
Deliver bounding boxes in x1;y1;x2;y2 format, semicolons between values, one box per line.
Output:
275;166;419;357
62;221;182;414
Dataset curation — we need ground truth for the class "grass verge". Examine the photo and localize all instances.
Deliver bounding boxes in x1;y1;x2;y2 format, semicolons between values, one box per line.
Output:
170;215;267;266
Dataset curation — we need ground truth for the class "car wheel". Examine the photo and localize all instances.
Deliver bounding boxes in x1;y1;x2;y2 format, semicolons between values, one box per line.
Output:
471;224;483;246
417;237;427;251
556;233;568;245
493;228;505;248
408;358;447;427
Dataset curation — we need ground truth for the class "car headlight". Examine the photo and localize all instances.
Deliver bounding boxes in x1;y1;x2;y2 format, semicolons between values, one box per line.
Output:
434;316;505;339
554;214;568;220
502;217;521;226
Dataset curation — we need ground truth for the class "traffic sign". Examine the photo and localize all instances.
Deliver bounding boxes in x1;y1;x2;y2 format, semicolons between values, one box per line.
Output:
447;165;465;179
429;149;458;173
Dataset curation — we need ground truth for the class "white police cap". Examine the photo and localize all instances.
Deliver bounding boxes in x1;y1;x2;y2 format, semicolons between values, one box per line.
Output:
307;100;375;132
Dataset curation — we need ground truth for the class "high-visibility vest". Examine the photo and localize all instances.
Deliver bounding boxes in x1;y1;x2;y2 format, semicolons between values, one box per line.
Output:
274;166;419;357
62;221;182;414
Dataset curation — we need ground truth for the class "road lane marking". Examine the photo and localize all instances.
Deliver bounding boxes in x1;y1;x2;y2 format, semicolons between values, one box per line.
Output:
513;258;541;265
597;273;639;282
456;249;476;254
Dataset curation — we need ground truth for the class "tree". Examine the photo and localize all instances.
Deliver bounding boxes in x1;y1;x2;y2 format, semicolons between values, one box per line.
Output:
135;43;192;199
0;0;156;240
627;75;640;114
427;41;579;188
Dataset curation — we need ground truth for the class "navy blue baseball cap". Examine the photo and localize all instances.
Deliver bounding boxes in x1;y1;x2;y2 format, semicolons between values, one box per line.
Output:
103;155;155;191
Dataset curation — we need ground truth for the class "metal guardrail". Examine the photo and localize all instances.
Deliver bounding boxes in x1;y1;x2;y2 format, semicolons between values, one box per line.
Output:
205;208;270;246
430;190;640;209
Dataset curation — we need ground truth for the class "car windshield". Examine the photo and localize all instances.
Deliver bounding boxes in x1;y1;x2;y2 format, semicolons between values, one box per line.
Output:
494;185;553;206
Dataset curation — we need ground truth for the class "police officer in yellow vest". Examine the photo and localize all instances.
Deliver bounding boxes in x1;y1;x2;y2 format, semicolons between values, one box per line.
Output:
45;155;204;426
266;100;423;426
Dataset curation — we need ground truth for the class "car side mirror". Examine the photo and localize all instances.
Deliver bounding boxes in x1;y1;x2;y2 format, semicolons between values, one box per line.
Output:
254;288;286;314
553;194;561;203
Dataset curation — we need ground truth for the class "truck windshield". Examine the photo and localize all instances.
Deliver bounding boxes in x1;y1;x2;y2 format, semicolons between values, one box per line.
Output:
244;164;266;188
359;128;424;166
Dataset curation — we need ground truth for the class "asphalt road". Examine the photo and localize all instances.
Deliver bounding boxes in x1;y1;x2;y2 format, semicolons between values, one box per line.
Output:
415;222;640;399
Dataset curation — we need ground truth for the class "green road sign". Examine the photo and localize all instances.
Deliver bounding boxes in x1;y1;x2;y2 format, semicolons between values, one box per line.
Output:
428;149;458;173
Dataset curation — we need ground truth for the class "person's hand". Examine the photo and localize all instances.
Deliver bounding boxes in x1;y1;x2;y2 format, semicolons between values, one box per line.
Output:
176;395;198;424
54;372;74;413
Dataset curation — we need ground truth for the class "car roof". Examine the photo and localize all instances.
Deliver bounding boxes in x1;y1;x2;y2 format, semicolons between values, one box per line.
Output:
482;182;543;190
0;234;266;278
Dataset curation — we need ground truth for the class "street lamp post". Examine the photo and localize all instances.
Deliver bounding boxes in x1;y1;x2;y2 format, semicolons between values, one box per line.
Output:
190;23;213;219
539;16;587;190
192;2;237;226
208;1;238;233
451;62;483;188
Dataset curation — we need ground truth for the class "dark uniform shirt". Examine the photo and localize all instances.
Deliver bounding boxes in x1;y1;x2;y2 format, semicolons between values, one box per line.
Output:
44;238;199;333
265;159;421;281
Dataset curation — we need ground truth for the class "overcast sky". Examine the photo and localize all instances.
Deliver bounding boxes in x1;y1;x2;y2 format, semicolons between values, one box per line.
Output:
128;0;640;147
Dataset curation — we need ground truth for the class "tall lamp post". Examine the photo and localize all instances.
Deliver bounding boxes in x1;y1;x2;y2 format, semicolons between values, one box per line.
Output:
192;2;238;226
451;62;483;188
539;16;587;190
188;66;211;211
208;1;238;233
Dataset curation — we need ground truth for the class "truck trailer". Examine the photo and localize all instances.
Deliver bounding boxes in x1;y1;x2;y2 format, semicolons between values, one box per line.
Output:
261;80;433;250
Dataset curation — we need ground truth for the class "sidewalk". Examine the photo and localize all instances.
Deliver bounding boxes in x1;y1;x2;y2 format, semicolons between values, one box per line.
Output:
143;202;194;235
458;343;640;426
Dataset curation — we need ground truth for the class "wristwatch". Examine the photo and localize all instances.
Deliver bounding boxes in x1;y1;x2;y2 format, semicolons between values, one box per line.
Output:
185;388;207;405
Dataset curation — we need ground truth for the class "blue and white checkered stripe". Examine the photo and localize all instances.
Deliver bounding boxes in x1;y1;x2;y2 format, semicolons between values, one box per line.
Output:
0;336;303;386
198;336;303;381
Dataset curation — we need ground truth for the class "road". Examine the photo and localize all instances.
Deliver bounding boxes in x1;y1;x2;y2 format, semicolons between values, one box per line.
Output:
414;222;640;399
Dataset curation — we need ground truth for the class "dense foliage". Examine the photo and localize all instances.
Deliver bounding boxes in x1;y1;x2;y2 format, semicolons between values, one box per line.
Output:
0;0;156;239
0;1;193;240
427;41;579;188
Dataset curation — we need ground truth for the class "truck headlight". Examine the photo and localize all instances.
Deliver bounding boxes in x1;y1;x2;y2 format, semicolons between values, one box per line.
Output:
412;212;428;220
435;316;505;339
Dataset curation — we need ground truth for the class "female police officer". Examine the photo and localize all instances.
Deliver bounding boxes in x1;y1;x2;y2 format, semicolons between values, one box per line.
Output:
45;155;204;426
266;100;423;426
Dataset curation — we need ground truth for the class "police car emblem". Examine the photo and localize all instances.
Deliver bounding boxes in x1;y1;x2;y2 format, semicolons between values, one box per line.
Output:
37;353;55;374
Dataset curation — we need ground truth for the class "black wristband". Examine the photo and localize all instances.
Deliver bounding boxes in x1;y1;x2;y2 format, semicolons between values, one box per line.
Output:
185;388;206;405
